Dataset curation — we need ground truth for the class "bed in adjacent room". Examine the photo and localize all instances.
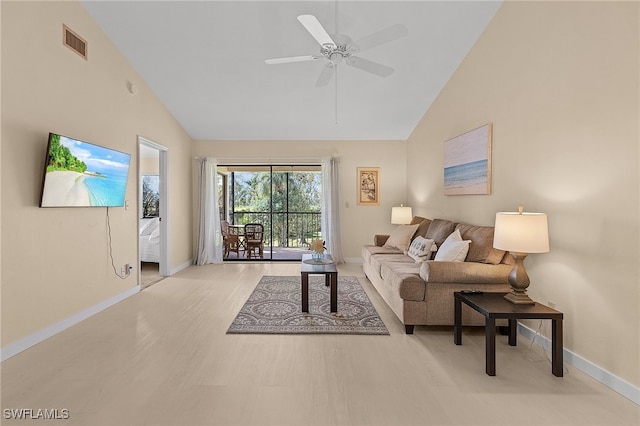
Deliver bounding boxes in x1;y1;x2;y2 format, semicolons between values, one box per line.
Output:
139;217;160;263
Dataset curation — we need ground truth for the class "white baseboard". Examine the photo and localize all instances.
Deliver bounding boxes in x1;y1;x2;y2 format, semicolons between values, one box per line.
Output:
343;257;363;264
518;323;640;405
170;259;193;275
1;286;140;362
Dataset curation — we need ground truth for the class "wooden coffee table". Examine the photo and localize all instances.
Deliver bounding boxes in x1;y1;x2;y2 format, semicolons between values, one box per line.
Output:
300;253;337;313
454;291;563;377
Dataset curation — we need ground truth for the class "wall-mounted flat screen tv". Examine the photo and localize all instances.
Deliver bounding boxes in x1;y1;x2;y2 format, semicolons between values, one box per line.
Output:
40;133;131;207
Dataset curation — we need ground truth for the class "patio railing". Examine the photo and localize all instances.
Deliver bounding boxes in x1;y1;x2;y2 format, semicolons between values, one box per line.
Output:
231;211;321;249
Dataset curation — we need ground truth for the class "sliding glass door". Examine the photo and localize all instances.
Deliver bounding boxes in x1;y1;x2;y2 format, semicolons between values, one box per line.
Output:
218;165;321;260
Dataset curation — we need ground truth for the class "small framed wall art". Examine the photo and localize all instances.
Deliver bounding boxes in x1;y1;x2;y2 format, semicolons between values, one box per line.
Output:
357;167;380;205
443;123;492;195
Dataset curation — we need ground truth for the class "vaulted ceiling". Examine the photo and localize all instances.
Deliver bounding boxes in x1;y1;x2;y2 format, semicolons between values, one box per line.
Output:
83;1;502;140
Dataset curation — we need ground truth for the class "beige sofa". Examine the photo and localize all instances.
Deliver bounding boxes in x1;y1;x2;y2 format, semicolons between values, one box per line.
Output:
362;217;513;334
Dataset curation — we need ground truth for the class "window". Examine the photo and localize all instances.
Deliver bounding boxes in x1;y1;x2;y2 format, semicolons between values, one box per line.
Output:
142;175;159;218
222;165;322;260
217;172;227;221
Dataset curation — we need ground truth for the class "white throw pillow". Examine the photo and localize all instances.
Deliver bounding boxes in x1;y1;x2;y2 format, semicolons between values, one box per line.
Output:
407;236;437;263
140;217;159;236
434;229;471;262
383;224;420;252
149;226;161;244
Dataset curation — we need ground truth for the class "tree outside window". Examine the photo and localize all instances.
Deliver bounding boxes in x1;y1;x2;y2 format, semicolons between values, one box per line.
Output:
142;175;160;217
231;168;321;248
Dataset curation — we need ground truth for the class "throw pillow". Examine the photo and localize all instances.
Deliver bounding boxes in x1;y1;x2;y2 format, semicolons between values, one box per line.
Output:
149;226;161;244
140;217;159;236
407;236;437;263
434;229;471;262
383;224;420;252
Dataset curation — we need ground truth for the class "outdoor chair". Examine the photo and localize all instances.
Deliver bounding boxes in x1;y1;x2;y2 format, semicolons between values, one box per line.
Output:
244;223;264;259
221;220;240;258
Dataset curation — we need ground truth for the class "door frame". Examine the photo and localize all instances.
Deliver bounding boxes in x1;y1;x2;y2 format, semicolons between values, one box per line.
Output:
138;136;169;279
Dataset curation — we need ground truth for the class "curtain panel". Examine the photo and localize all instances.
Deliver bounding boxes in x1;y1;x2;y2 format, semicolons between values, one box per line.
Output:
321;157;344;264
195;157;223;265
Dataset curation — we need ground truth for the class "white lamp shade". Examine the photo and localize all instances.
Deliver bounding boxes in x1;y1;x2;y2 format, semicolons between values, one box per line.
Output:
494;211;549;253
391;205;413;225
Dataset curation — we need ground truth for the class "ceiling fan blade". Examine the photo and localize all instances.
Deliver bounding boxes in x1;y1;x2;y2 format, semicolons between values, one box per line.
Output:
297;14;336;48
346;56;394;78
265;55;318;65
315;63;335;87
352;24;408;53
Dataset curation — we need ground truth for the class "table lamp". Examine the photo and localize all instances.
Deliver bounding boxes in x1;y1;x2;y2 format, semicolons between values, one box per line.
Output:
391;204;413;225
493;206;549;304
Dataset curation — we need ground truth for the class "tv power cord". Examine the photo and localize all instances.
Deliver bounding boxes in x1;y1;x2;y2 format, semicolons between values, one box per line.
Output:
106;207;132;280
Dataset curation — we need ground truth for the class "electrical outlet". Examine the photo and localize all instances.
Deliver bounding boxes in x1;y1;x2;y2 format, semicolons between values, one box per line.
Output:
121;264;133;277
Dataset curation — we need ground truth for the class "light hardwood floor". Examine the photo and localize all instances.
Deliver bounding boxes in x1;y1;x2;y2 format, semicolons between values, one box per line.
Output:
2;262;638;425
140;262;163;289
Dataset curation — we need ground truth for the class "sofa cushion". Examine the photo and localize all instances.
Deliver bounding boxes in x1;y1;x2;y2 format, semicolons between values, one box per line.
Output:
420;260;513;284
456;223;506;265
434;229;470;262
409;216;425;225
425;219;457;247
361;245;402;263
407;236;437;263
380;262;425;301
371;253;414;278
374;235;390;246
410;216;432;239
381;260;421;280
383;224;419;251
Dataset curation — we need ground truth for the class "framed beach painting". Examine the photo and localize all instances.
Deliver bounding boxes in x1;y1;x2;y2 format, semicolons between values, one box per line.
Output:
357;167;380;205
444;124;492;195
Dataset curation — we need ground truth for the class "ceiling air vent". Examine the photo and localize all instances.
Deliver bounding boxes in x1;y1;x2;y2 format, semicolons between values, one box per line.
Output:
63;24;87;60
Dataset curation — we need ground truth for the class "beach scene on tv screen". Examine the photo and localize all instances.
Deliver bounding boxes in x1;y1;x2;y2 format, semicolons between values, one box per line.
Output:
41;134;130;207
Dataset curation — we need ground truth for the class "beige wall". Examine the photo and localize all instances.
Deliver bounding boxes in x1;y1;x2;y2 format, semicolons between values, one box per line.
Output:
407;1;639;386
192;139;407;259
1;1;193;346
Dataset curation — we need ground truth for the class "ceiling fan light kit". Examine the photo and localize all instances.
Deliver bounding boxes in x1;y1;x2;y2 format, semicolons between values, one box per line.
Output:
321;39;352;64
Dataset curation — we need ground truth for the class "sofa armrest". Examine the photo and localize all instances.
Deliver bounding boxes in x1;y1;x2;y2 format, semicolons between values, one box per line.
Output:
374;234;390;247
420;261;512;284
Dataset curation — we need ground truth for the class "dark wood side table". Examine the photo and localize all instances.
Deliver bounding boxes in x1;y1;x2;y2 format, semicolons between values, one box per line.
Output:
300;253;338;313
454;292;563;377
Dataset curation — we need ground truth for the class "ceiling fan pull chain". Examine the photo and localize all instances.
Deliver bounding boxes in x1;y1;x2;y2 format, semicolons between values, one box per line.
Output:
335;0;339;35
335;0;339;125
335;64;339;125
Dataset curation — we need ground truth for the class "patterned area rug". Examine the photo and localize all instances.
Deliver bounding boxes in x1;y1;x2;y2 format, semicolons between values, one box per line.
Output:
227;275;389;335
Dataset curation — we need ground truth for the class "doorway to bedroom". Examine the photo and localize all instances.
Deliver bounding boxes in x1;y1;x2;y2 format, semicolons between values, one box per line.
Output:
138;139;168;288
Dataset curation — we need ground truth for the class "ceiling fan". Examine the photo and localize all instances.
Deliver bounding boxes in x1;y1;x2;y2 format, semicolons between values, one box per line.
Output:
265;14;408;87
